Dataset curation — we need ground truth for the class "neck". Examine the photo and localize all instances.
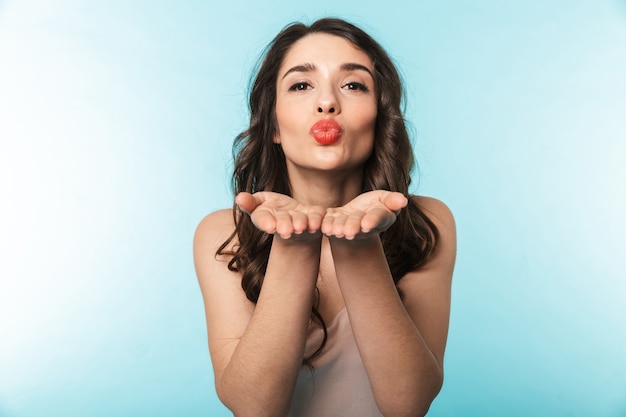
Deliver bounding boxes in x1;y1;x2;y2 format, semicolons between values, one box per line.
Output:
288;167;364;208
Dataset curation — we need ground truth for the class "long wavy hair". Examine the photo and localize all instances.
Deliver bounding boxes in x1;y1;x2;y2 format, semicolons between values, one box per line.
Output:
217;17;439;362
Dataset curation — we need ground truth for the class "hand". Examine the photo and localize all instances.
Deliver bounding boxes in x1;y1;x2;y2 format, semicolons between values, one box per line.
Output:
321;191;408;240
235;192;325;240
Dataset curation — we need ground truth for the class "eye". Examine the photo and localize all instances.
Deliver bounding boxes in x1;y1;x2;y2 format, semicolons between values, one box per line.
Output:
343;82;369;92
288;82;311;91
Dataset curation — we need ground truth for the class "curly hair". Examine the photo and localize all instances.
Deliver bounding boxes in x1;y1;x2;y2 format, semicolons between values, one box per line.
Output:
216;17;439;362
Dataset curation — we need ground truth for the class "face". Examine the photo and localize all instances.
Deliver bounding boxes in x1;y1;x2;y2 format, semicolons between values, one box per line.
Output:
274;33;377;176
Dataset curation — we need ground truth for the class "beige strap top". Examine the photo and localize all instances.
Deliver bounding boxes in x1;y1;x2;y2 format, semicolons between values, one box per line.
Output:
288;308;384;417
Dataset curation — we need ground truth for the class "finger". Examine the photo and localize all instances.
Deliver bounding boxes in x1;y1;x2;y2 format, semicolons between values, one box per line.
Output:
361;207;394;233
236;191;276;214
306;206;325;233
290;210;308;234
250;210;277;234
333;211;364;240
383;192;408;212
235;192;257;214
274;210;295;239
321;209;337;236
331;213;349;238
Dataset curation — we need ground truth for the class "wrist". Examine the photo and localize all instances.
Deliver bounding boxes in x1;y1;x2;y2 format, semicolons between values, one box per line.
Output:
328;234;381;251
272;233;323;250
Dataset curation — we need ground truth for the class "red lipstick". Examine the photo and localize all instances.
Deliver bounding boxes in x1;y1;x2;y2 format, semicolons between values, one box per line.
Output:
310;119;342;145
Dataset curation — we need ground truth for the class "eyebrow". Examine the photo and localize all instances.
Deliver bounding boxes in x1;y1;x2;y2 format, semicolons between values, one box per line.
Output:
281;62;374;79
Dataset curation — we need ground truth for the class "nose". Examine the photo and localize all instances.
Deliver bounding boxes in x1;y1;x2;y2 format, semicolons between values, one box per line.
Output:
317;104;336;113
316;87;340;114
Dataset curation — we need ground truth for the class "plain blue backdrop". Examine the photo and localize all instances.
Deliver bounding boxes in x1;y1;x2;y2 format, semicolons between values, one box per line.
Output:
1;0;625;416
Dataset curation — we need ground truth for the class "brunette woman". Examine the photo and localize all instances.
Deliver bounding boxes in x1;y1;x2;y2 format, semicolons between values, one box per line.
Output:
194;17;456;417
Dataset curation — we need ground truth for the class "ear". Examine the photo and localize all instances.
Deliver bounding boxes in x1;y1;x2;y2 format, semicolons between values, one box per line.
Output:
273;133;281;144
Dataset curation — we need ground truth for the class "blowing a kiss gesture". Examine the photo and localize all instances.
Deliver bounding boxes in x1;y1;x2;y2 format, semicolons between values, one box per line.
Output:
195;18;455;417
235;190;408;241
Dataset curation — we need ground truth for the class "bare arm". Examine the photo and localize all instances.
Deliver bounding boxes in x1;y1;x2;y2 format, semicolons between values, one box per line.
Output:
324;193;456;417
194;194;325;417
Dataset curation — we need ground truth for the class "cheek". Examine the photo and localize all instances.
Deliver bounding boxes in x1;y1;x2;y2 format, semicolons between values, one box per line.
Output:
360;99;378;125
274;104;287;143
358;107;378;137
274;100;299;141
361;109;377;156
355;113;377;158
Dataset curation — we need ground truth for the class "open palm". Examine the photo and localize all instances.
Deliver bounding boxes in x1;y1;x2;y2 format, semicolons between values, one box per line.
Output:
321;191;408;240
236;192;325;240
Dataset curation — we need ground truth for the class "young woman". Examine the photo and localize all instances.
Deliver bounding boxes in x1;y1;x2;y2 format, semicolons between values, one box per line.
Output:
194;18;456;417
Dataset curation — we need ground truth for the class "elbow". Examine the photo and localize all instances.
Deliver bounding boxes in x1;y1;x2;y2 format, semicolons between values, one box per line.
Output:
413;384;441;417
378;395;437;417
411;370;444;417
378;371;444;417
378;398;435;417
216;379;251;417
216;389;266;417
215;384;241;416
219;396;285;417
216;380;290;417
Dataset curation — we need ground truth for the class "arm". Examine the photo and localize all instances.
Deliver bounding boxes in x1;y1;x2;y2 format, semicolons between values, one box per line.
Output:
324;194;456;417
193;195;325;417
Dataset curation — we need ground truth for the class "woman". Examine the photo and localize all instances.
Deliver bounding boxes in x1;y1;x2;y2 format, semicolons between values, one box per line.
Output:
194;17;456;417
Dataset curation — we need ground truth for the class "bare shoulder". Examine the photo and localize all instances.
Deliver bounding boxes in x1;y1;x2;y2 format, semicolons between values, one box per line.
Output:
193;207;240;291
412;195;455;234
408;195;456;272
194;208;236;250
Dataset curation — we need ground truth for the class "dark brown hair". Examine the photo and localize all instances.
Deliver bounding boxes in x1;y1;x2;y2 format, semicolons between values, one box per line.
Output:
217;17;439;361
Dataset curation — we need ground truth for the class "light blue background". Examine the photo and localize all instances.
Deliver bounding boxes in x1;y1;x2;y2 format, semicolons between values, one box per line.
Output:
1;1;625;416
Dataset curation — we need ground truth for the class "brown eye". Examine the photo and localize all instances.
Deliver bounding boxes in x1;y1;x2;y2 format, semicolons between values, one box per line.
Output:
343;82;369;92
288;82;311;91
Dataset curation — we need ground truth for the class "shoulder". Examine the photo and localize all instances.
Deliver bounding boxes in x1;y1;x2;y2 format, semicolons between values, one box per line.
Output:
193;208;238;270
411;195;455;232
410;195;456;268
193;208;249;306
195;208;235;235
194;208;236;249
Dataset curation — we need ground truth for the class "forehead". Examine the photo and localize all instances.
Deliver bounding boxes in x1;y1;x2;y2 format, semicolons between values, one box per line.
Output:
280;33;374;72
